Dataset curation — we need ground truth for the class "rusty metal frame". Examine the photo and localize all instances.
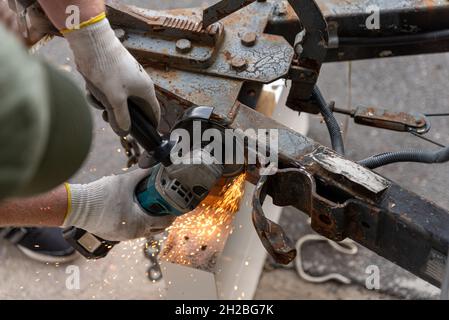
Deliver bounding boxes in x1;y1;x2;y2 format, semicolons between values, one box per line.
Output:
103;0;449;287
267;0;449;62
217;102;448;287
14;0;449;287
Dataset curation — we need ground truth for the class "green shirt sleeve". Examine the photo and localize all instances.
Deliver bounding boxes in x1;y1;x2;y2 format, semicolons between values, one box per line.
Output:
0;23;50;199
0;24;92;200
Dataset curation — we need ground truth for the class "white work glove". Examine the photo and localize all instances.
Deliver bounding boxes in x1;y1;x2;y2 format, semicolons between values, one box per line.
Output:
64;18;160;136
63;169;175;241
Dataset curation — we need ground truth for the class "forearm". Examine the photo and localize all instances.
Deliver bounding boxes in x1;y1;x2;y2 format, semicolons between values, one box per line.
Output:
0;185;67;227
38;0;104;30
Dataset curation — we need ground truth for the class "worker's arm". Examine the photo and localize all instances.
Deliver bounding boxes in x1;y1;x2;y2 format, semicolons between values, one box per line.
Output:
0;170;174;241
0;185;67;227
38;0;161;136
37;0;104;30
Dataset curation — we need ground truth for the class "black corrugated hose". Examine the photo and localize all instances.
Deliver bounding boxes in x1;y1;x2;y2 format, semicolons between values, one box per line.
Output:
312;86;345;155
358;147;449;169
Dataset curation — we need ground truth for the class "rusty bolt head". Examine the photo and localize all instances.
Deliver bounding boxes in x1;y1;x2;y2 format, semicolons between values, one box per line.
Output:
415;118;425;126
176;39;192;53
241;32;257;47
230;57;247;71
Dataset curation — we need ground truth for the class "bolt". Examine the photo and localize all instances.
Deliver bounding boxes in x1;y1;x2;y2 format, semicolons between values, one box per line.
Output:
241;32;257;47
176;39;192;53
415;119;425;126
230;57;247;71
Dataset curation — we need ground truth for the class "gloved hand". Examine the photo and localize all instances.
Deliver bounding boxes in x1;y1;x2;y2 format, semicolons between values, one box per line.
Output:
63;169;175;241
64;17;160;136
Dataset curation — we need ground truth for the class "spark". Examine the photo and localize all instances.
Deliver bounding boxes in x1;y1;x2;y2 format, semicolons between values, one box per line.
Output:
161;174;246;270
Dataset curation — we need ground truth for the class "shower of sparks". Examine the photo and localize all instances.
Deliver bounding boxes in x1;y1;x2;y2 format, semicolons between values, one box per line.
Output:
161;174;246;271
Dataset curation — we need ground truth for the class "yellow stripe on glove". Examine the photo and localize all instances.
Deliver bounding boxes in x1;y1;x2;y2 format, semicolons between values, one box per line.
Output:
64;182;72;220
60;12;106;35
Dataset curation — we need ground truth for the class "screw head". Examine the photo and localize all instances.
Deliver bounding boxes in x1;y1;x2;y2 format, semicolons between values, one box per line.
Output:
176;39;192;53
231;57;247;71
241;32;257;47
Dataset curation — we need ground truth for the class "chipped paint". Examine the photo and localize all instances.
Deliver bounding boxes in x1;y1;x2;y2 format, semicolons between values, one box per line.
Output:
313;152;390;194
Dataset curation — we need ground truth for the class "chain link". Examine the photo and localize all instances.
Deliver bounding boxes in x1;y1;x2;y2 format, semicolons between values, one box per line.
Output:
143;234;165;282
120;136;141;168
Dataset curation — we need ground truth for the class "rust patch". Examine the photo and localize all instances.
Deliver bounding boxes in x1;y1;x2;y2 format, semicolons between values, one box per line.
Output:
223;50;233;61
227;101;241;121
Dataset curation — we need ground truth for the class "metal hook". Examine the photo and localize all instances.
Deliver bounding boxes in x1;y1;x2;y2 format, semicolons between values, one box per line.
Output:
252;173;297;265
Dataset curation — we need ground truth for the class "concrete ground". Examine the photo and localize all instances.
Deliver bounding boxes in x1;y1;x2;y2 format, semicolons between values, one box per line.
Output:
1;0;448;299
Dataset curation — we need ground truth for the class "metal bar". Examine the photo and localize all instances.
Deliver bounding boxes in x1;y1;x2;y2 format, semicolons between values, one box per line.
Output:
317;0;449;36
224;103;449;287
106;1;223;46
323;0;449;61
202;0;257;27
148;53;449;288
288;0;328;65
266;0;449;61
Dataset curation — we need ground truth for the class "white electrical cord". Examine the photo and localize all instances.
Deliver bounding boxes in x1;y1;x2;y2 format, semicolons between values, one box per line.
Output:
295;233;358;284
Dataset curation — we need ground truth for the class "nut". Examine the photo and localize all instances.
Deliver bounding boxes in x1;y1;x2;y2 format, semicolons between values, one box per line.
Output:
176;39;192;53
241;32;257;47
230;57;247;71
